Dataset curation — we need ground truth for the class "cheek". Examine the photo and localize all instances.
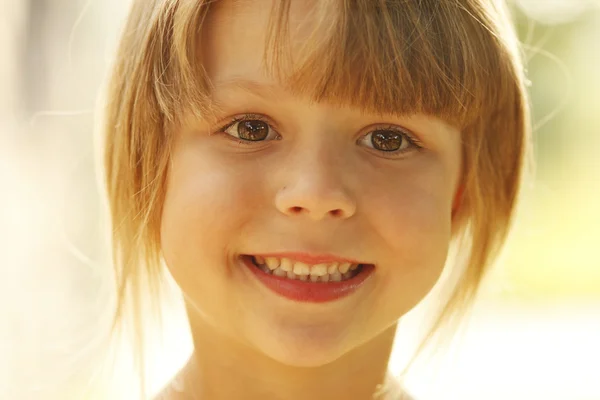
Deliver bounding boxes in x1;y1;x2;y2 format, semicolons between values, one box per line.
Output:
374;184;451;256
366;158;452;244
160;145;262;277
361;159;455;305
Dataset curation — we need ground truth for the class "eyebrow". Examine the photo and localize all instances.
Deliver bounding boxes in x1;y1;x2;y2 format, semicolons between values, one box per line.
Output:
211;78;286;99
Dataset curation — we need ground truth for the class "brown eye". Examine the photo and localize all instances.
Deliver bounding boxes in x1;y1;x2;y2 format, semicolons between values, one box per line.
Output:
220;116;279;143
370;130;404;152
238;120;269;141
358;126;421;157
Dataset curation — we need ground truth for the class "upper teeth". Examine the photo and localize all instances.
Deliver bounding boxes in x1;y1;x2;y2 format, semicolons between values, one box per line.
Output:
255;256;358;277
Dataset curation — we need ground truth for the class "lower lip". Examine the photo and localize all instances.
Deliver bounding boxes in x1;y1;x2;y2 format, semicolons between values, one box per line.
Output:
241;256;375;303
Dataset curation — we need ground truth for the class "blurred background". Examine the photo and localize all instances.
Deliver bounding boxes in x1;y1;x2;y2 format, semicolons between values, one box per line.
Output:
1;0;599;399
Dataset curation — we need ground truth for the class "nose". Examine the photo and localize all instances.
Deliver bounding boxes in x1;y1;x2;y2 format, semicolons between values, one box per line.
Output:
274;156;357;221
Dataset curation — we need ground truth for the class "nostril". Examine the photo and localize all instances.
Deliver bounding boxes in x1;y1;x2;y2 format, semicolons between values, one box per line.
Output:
288;206;345;217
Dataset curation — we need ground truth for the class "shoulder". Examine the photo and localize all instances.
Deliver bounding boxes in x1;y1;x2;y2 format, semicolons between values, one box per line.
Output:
385;375;417;400
152;357;199;400
152;376;194;400
151;384;178;400
152;386;193;400
401;392;417;400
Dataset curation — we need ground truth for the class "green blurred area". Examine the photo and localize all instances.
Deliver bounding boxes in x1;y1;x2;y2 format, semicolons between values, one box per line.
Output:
496;4;600;299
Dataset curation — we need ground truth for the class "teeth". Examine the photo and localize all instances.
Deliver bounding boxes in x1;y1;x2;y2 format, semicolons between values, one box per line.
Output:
292;262;310;276
338;262;351;273
311;264;328;276
250;255;364;283
279;258;293;272
327;263;339;274
265;257;280;270
330;271;342;282
259;264;271;274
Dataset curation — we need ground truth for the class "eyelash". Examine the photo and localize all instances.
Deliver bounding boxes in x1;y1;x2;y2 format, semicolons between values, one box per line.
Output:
214;113;423;157
216;113;280;143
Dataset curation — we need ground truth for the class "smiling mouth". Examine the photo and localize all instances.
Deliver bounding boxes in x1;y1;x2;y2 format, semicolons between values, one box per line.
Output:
243;254;368;283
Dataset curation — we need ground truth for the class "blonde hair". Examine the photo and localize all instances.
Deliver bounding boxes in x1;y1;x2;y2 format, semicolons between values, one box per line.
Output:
102;0;531;396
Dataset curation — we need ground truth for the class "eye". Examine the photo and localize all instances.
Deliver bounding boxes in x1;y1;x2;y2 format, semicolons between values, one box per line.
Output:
218;114;280;143
358;126;422;157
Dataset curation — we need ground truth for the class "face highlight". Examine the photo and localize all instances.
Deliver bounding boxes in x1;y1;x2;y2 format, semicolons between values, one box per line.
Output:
160;0;462;367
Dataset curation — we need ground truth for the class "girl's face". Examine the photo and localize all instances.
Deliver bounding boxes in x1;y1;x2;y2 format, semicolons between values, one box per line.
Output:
161;0;462;367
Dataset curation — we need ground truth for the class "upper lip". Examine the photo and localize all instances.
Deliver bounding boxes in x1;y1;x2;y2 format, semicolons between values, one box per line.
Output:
248;252;371;266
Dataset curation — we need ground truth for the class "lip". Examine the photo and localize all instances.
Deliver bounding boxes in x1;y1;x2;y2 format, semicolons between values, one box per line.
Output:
252;252;369;266
240;255;375;303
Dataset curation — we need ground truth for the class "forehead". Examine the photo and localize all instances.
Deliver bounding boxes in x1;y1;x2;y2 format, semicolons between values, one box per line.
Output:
202;0;318;88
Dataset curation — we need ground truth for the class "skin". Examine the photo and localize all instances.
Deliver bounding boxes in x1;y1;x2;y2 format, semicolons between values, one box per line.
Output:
158;1;463;399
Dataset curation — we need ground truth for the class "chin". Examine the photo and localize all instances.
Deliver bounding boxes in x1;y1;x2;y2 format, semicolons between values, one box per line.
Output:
247;320;358;368
259;342;349;368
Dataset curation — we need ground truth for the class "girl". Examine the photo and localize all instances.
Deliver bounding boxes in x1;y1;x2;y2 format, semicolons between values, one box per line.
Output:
102;0;530;398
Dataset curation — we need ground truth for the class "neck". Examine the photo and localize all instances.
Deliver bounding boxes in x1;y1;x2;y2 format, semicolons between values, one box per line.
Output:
169;306;399;400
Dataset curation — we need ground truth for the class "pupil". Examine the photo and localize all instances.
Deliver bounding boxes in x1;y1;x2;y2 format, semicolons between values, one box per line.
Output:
238;120;268;141
372;130;402;151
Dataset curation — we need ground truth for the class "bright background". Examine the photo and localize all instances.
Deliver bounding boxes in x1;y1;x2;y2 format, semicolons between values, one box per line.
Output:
1;0;599;399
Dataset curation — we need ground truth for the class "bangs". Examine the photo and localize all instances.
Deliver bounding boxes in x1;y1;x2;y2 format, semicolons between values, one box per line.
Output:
266;0;519;128
150;0;521;129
